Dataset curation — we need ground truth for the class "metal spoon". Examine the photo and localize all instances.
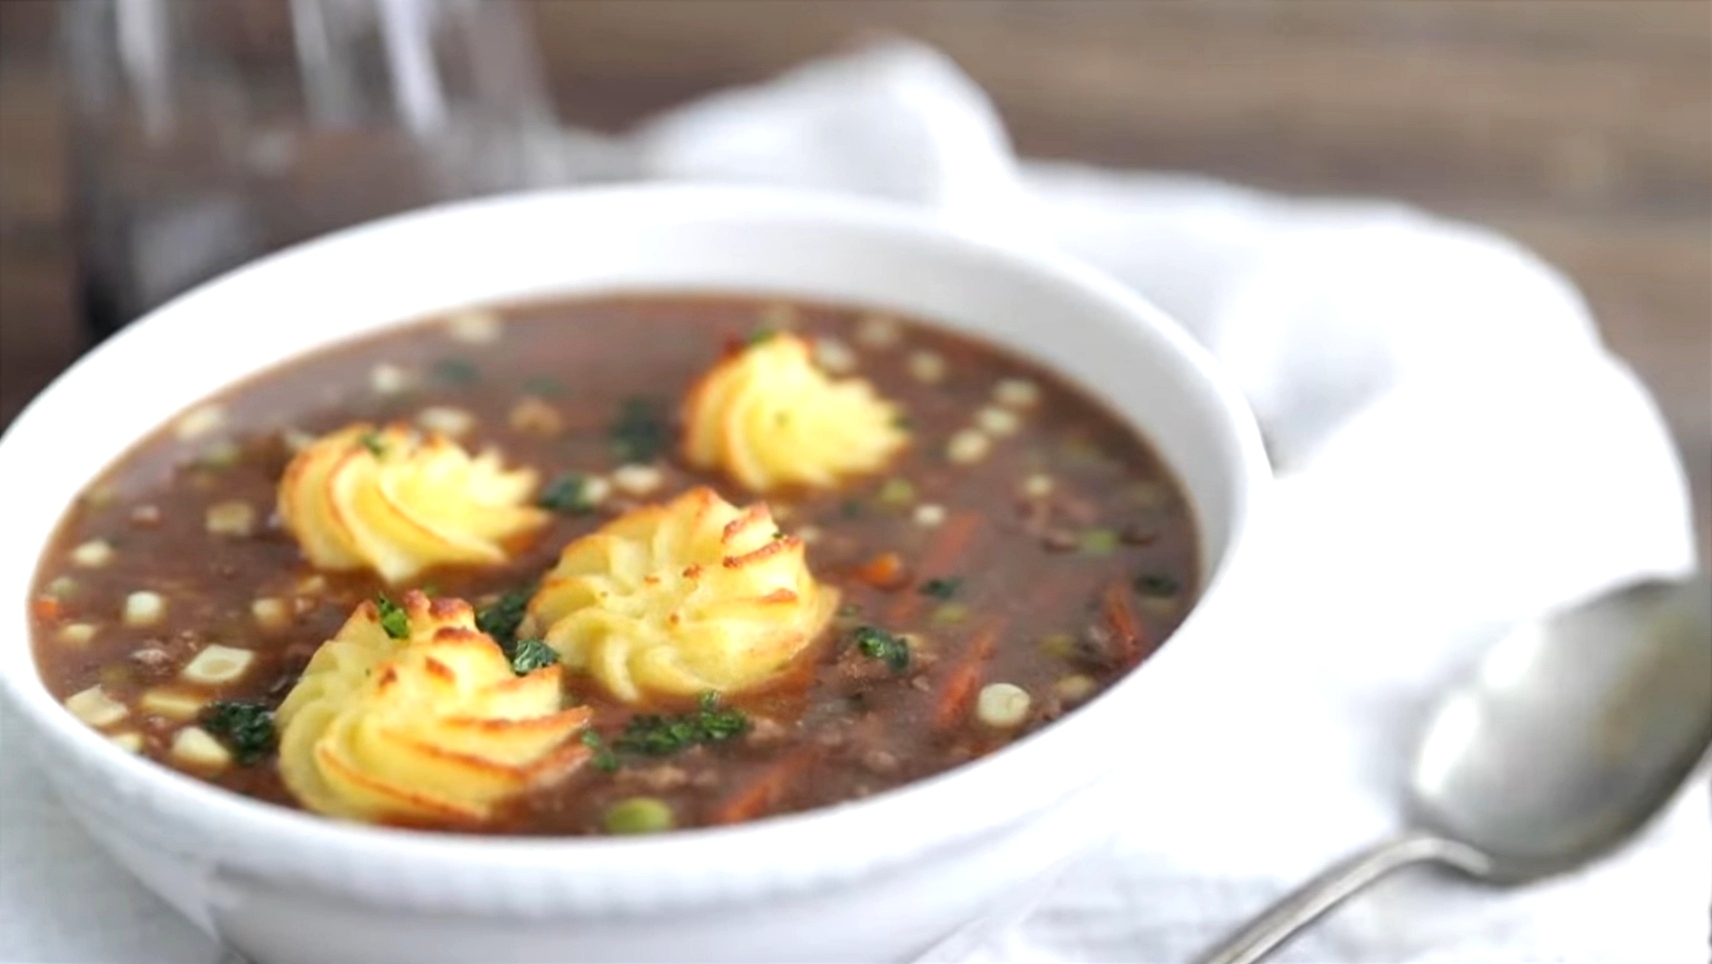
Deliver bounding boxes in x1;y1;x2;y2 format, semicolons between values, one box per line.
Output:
1199;575;1712;964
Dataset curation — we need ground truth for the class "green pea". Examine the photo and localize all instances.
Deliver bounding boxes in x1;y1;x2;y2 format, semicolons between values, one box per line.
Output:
877;478;916;507
602;796;675;835
930;603;970;627
1078;529;1119;557
196;440;242;468
1039;632;1077;660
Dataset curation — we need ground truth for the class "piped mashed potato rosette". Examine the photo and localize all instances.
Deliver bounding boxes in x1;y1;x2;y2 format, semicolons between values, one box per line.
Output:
683;333;908;492
526;487;838;704
276;592;590;824
278;423;548;584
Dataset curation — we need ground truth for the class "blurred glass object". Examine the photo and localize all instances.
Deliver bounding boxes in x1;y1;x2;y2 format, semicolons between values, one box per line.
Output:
62;0;571;340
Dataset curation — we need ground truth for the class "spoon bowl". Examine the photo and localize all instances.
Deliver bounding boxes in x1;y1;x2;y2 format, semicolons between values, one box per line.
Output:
1201;575;1712;964
1413;577;1712;881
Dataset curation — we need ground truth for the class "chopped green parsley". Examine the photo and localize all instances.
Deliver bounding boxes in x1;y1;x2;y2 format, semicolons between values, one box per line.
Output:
429;358;479;385
614;692;749;756
509;638;559;675
538;473;596;515
609;397;670;464
1133;572;1180;597
475;583;535;649
918;577;961;600
201;700;275;765
374;593;410;639
853;625;910;673
581;730;620;773
358;431;387;457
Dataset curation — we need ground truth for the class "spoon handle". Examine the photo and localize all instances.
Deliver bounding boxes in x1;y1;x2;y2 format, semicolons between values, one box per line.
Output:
1196;830;1492;964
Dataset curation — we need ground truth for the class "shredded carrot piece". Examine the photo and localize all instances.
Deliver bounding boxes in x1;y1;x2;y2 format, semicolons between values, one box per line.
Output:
31;597;61;621
888;512;980;623
709;747;816;825
933;622;1000;730
1101;581;1149;668
851;551;908;589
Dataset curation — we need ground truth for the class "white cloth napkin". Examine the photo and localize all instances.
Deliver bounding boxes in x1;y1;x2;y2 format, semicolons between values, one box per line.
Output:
3;40;1705;964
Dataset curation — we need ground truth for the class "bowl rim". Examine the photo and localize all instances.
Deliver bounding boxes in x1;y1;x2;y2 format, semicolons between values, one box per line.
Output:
0;183;1269;911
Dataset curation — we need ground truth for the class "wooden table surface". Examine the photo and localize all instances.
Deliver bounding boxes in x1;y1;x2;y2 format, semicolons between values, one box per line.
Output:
2;0;1708;562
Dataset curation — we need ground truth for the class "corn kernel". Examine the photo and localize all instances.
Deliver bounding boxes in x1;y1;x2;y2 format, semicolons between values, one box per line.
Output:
417;406;476;438
196;440;242;468
612;464;664;496
813;338;858;375
1053;674;1097;703
123;591;166;627
913;503;947;528
975;683;1032;729
252;598;291;632
994;378;1040;409
947;429;991;465
976;406;1021;437
856;314;901;348
445;309;502;344
174;404;226;441
579;475;613;507
908;350;946;384
508;397;562;436
370;363;412;395
70;539;115;568
206;501;256;537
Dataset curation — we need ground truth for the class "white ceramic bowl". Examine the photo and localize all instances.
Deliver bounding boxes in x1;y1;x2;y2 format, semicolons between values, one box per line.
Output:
0;185;1267;964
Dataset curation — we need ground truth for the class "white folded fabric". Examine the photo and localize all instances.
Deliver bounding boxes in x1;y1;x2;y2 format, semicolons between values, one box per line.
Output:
2;40;1703;964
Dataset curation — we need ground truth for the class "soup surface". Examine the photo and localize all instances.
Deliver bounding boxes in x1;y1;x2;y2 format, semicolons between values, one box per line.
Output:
29;294;1197;835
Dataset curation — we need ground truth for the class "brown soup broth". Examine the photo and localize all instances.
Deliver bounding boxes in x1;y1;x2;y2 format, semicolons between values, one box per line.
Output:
28;294;1198;834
